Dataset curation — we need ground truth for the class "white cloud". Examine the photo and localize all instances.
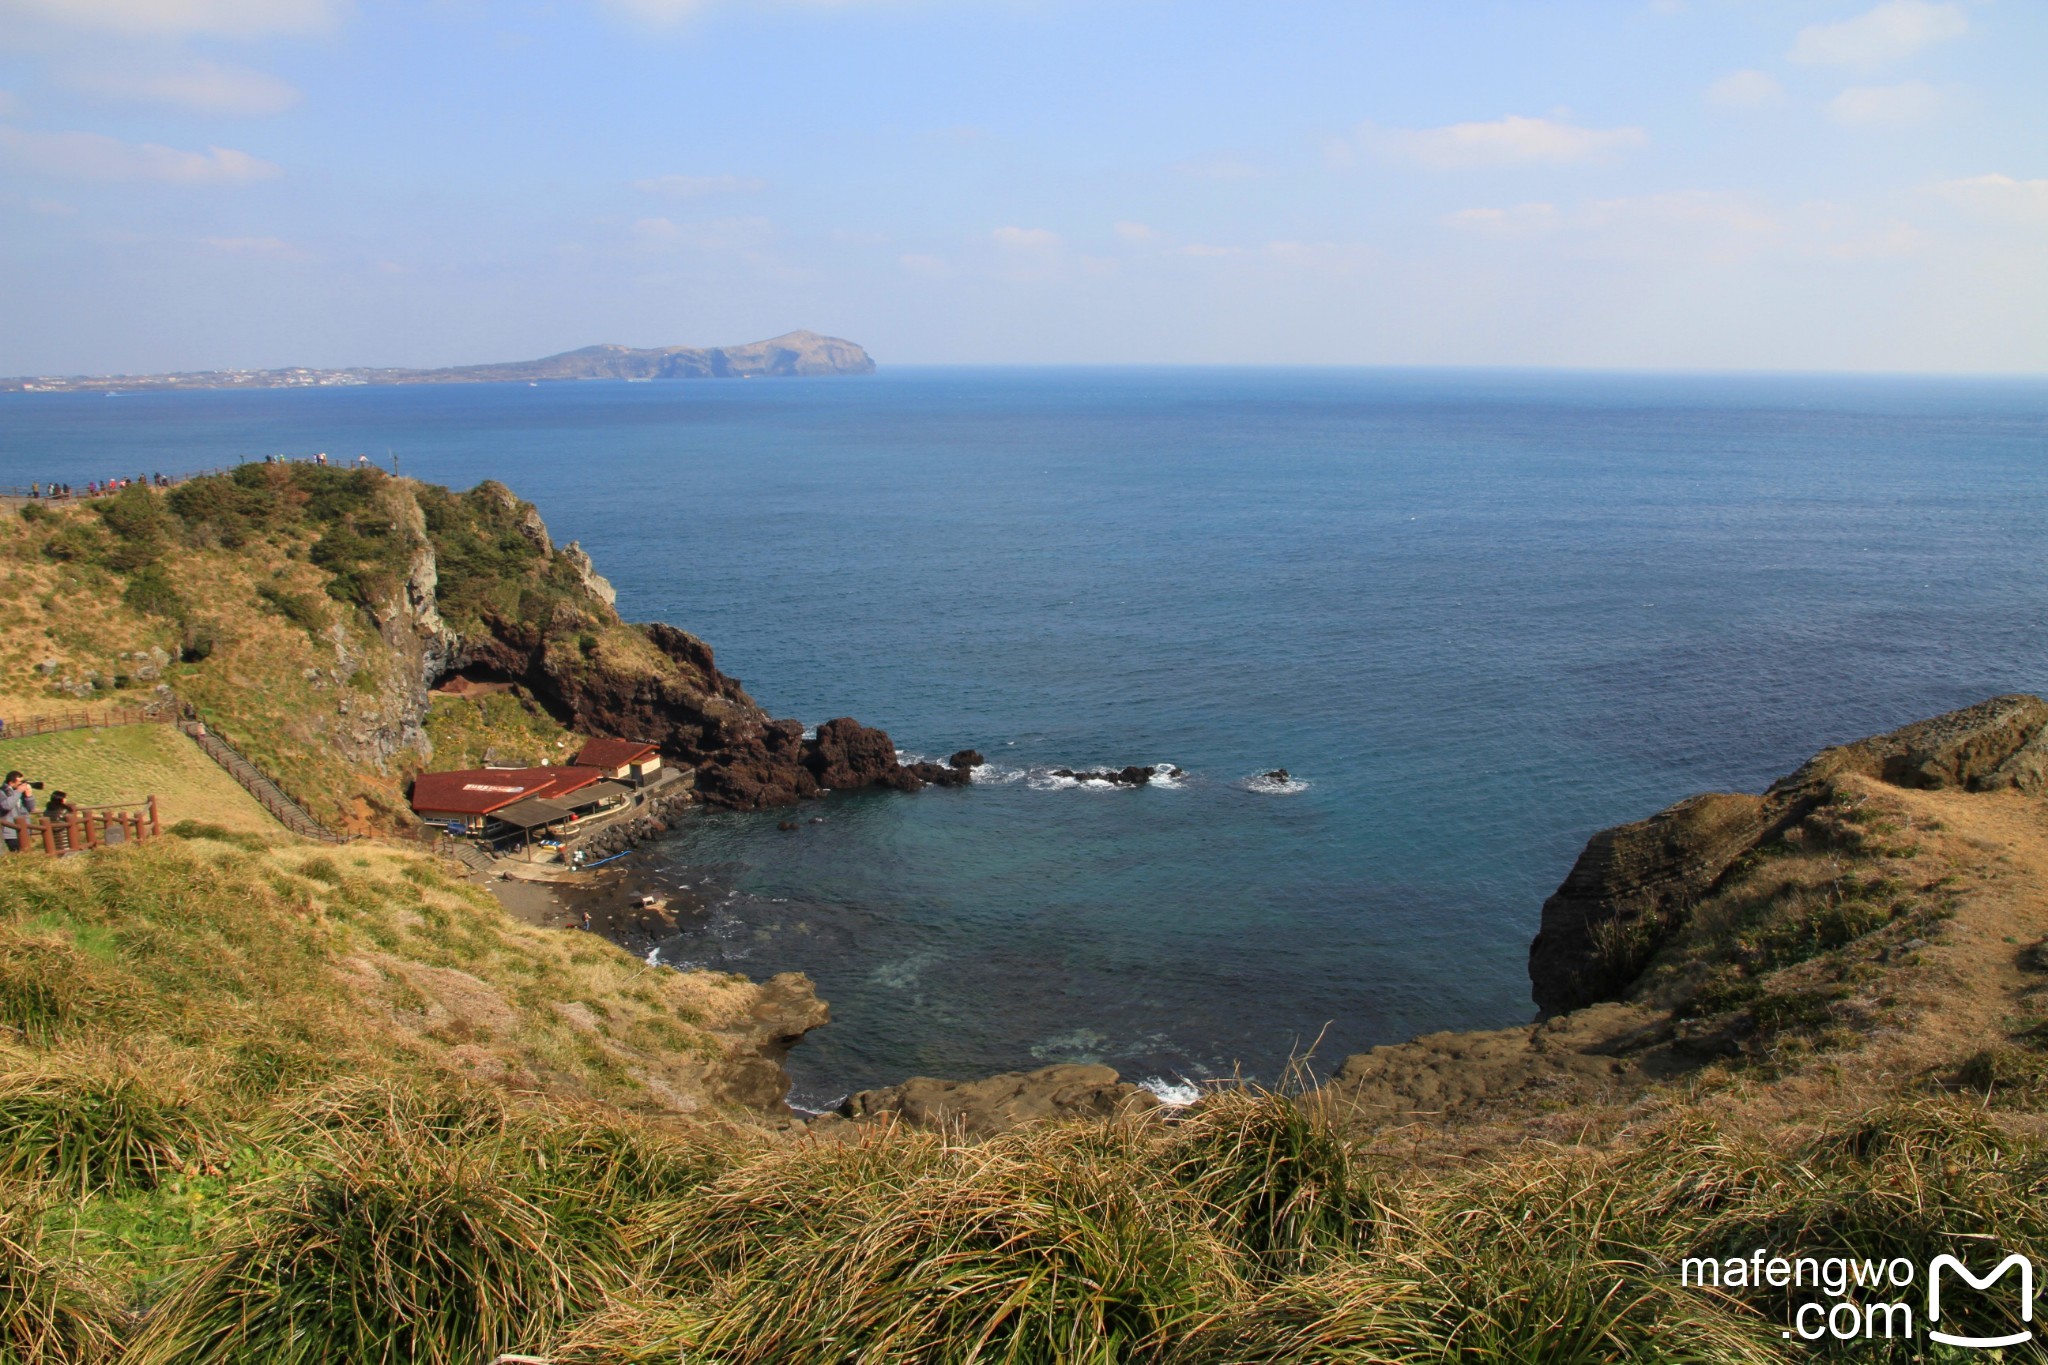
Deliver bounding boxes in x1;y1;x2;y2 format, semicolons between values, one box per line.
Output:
1935;174;2048;225
1581;190;1778;237
1790;0;1967;68
200;234;309;260
898;252;952;279
0;126;281;183
57;58;300;115
991;226;1059;250
1445;191;1778;258
1113;221;1161;243
1364;115;1647;168
595;0;706;22
0;0;341;38
597;0;890;24
628;215;773;251
29;197;75;214
1827;79;1941;128
631;173;767;198
1443;202;1562;235
1172;154;1264;181
1706;69;1783;109
1821;221;1925;260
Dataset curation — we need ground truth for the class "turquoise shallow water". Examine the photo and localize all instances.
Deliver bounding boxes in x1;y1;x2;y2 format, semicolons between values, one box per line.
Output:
5;367;2046;1105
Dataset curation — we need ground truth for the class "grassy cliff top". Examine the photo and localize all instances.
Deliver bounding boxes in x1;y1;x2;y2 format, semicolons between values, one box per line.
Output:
5;476;2048;1361
0;467;673;833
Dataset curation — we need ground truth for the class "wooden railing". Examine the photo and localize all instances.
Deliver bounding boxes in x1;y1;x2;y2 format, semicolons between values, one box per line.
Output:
0;699;348;845
2;797;161;856
179;722;349;844
0;704;180;739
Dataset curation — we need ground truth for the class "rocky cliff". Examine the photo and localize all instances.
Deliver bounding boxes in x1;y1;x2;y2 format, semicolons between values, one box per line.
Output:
2;465;954;829
1528;693;2048;1016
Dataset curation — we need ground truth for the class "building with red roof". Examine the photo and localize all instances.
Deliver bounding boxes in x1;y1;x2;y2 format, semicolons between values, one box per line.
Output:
410;765;608;835
570;738;663;786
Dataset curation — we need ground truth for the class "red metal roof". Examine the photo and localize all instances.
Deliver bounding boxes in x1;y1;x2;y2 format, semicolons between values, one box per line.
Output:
571;738;661;770
409;766;605;817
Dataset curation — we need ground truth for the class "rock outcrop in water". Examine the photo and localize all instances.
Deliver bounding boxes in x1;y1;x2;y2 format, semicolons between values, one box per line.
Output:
822;1064;1159;1136
1528;693;2048;1016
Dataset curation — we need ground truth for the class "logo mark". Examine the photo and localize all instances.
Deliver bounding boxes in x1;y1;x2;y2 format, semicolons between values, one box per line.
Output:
1928;1253;2034;1349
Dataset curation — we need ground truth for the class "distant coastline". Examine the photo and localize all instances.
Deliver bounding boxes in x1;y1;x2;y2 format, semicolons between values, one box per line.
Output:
0;328;875;394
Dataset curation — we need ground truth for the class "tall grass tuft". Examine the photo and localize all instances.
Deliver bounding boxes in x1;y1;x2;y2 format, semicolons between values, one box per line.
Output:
1163;1084;1378;1272
628;1120;1236;1364
0;1055;212;1198
130;1125;627;1365
0;1193;115;1365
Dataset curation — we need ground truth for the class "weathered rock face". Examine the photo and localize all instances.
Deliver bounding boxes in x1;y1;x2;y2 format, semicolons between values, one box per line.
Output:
704;971;832;1115
806;717;920;792
830;1064;1159;1136
1781;693;2048;795
1528;694;2048;1017
1529;791;1774;1018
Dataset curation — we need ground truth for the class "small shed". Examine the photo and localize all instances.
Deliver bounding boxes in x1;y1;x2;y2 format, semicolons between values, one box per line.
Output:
572;738;663;786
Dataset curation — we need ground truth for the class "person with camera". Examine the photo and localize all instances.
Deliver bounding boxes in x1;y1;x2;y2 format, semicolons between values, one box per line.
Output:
0;770;37;852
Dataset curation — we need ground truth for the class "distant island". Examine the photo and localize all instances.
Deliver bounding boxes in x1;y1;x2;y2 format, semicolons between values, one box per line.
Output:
0;329;875;393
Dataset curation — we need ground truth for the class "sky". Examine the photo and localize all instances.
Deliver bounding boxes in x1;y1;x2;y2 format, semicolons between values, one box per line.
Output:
0;0;2043;375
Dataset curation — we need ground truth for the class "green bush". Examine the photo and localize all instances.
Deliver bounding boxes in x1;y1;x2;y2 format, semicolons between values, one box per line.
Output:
121;565;186;621
254;582;327;635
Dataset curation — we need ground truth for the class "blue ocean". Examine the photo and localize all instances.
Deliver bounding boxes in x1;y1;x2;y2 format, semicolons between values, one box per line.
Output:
4;368;2045;1107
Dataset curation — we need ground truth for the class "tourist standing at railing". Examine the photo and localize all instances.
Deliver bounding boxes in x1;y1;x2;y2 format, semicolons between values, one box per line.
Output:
0;771;32;851
42;790;75;851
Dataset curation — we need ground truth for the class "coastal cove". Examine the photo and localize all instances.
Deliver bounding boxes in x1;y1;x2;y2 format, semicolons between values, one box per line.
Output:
4;367;2046;1107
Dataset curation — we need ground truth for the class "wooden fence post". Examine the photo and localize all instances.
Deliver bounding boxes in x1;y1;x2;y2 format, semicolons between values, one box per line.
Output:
40;820;56;856
147;796;160;837
65;812;80;854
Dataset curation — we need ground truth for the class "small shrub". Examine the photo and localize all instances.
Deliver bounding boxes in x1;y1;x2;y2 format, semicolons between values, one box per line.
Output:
121;565;186;620
16;502;50;525
254;582;327;635
41;527;98;564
